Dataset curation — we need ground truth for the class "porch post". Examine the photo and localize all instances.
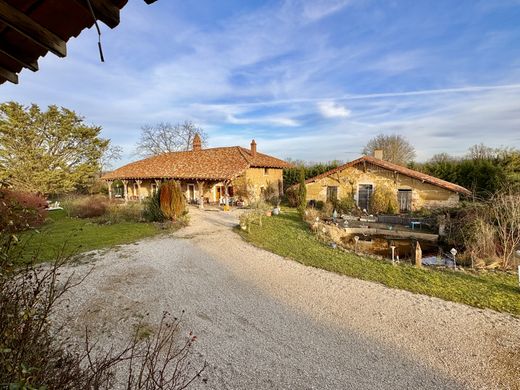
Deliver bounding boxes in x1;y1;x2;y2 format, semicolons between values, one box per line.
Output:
136;179;143;201
122;179;129;203
224;180;230;206
197;181;204;209
107;180;113;200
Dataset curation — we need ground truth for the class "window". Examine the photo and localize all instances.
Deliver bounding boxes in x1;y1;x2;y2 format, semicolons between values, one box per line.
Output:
326;186;338;203
264;168;269;175
397;189;412;212
358;184;373;211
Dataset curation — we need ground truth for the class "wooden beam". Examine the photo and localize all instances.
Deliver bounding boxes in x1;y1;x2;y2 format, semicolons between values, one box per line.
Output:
0;66;18;84
0;45;38;72
0;0;66;57
73;0;121;29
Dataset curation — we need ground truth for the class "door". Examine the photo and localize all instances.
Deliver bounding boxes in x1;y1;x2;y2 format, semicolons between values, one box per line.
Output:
398;189;412;212
187;184;195;203
215;185;223;202
358;184;373;212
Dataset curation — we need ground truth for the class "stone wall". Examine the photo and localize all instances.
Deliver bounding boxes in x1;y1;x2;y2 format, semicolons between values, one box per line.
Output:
243;167;284;200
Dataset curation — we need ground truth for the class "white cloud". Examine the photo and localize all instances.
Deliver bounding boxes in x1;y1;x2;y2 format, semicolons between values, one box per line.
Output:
302;0;353;21
317;101;351;118
226;114;300;127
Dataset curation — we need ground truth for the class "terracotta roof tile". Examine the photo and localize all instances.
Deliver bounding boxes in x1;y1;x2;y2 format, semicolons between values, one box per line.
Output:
304;156;472;195
102;146;292;181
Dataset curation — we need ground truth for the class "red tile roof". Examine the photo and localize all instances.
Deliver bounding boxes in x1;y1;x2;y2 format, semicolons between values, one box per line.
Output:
102;146;292;181
304;156;472;195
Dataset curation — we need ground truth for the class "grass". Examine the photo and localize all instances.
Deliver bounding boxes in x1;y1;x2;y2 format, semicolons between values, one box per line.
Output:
237;208;520;316
16;210;161;263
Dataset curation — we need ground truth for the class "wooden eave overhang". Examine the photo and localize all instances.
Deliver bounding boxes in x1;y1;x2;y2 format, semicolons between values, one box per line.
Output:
0;0;157;85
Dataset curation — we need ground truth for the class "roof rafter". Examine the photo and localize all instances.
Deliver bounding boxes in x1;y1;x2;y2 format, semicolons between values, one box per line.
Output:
0;66;18;84
0;0;67;58
0;45;38;72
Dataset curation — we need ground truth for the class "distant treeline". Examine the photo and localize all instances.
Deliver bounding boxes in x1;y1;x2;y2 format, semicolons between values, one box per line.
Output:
412;144;520;198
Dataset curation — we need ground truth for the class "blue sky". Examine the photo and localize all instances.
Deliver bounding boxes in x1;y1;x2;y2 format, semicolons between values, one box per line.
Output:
1;0;520;164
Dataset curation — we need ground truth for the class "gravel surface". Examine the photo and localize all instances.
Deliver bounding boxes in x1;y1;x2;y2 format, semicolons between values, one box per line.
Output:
57;207;520;389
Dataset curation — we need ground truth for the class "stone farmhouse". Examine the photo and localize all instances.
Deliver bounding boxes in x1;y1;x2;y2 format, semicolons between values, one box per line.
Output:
102;135;291;205
304;151;471;212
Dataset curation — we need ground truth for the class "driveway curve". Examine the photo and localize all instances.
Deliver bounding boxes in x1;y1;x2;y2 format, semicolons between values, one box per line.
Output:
60;207;520;389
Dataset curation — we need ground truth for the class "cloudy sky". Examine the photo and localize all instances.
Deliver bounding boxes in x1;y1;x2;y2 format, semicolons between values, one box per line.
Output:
1;0;520;164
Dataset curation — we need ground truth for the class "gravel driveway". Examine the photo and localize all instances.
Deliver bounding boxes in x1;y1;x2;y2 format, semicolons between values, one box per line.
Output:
59;207;520;389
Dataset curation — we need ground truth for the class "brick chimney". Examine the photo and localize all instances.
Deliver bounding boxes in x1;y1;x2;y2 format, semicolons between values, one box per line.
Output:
250;139;257;157
192;133;202;151
374;149;383;160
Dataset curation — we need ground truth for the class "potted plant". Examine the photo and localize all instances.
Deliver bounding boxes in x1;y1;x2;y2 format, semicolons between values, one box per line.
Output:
272;198;281;215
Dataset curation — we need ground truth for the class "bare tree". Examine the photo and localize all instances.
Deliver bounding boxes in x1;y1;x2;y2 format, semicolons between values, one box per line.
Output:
136;122;208;157
100;144;123;172
467;143;497;160
362;134;416;165
428;152;455;164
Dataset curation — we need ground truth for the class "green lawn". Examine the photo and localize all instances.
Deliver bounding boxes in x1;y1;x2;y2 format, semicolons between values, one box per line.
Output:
237;209;520;316
16;210;161;263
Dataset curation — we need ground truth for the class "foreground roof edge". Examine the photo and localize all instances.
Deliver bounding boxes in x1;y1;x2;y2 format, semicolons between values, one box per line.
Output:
0;0;158;85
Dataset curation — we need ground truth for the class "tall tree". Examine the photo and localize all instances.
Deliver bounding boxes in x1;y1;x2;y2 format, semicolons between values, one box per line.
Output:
136;121;208;157
297;167;307;215
362;134;416;165
0;102;109;195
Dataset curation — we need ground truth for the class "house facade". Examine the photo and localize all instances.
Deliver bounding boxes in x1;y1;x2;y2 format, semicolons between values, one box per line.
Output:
102;135;291;205
304;153;471;212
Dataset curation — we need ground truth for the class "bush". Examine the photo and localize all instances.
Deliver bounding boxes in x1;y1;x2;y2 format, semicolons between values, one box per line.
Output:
104;202;144;223
284;186;299;207
239;210;265;232
315;200;325;210
0;189;47;233
369;185;398;214
62;195;109;218
322;201;334;216
249;199;271;211
143;190;165;222
267;196;281;207
336;196;355;214
160;181;186;221
303;208;320;224
445;188;520;269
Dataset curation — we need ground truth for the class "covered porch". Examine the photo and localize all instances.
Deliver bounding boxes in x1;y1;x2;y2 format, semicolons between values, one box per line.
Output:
105;178;238;207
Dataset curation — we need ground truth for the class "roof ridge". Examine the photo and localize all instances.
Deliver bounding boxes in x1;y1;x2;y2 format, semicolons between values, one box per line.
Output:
236;146;252;165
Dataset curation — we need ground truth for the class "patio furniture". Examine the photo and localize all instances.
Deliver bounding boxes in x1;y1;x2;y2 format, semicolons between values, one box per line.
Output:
410;221;422;230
